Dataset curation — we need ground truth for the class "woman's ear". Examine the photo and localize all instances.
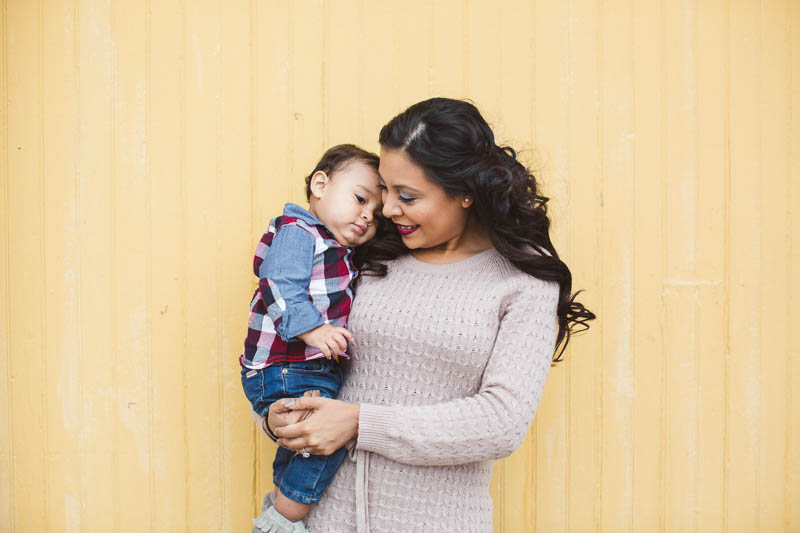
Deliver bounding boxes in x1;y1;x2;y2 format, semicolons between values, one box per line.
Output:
309;171;329;200
461;195;473;209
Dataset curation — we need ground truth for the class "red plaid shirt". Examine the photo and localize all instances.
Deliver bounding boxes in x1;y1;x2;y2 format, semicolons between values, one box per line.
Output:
239;203;357;369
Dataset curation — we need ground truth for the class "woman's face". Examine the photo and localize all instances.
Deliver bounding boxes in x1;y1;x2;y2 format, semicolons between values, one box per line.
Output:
378;148;470;250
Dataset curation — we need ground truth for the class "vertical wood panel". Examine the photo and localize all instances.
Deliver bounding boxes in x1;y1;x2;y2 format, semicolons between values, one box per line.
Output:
531;0;568;531
324;0;360;146
148;0;188;529
600;0;635;530
43;0;81;530
289;0;324;204
695;1;728;531
111;1;152;529
790;4;800;532
184;0;223;529
358;0;394;149
390;0;433;113
632;0;666;531
77;0;115;528
430;0;466;100
727;0;761;531
664;1;699;530
252;0;290;504
1;0;12;530
219;2;254;530
7;1;47;530
565;0;603;530
758;2;791;532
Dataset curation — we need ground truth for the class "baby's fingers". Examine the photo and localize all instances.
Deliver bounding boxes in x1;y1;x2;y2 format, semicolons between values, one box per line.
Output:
334;327;354;343
331;333;348;353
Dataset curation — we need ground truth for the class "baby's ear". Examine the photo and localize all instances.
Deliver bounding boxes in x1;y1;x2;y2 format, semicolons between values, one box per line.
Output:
309;171;329;199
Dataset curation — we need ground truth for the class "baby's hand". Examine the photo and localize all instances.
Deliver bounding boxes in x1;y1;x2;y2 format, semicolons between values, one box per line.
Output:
297;324;353;359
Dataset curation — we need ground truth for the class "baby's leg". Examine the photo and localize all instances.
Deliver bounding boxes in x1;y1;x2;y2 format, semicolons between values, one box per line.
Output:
274;488;311;522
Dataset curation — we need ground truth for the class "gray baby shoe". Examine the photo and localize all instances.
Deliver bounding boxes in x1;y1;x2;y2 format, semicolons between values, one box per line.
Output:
252;505;312;533
261;491;276;512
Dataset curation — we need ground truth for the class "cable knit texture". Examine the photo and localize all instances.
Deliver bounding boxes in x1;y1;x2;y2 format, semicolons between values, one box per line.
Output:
303;247;559;533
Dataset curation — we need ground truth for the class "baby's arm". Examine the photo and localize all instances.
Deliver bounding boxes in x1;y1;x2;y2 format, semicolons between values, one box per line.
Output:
260;224;324;340
261;224;352;357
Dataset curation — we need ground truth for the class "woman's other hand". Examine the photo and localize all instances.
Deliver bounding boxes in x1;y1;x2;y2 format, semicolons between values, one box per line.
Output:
272;397;360;456
267;389;319;436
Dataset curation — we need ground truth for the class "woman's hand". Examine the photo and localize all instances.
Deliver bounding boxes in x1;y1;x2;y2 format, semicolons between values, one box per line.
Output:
272;397;360;456
266;390;319;437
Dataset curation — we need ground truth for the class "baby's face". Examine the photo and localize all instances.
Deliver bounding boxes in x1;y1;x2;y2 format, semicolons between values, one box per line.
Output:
313;161;383;247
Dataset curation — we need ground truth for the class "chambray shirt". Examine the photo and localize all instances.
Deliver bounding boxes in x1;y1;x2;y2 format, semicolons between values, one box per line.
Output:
239;203;357;369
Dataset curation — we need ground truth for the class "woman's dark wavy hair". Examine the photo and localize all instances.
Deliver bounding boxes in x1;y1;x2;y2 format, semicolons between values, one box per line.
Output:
374;97;595;362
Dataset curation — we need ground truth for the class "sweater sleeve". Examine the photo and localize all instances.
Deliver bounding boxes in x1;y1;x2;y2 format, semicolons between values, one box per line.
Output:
354;277;559;466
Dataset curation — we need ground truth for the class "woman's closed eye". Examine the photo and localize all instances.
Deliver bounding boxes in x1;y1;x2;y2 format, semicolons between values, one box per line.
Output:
354;194;366;205
398;194;416;204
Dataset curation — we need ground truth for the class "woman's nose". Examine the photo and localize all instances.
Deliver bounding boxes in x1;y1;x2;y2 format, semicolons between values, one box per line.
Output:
382;196;401;218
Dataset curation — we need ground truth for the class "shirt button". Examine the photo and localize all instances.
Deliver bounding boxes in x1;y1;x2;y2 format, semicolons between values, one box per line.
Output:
282;369;288;374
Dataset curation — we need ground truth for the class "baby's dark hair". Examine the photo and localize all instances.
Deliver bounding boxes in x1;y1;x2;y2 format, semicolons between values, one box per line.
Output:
304;144;380;200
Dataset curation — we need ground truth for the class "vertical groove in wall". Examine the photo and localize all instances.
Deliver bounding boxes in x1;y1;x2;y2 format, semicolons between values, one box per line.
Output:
788;3;795;529
462;0;468;97
179;0;190;526
722;0;731;530
109;0;119;525
595;0;604;529
657;0;667;530
321;0;327;147
690;1;700;532
629;0;637;528
287;0;294;197
144;0;155;530
785;5;794;530
565;0;573;526
1;0;13;529
249;0;258;512
755;2;763;532
661;0;672;527
357;0;364;141
494;1;501;114
427;0;433;96
37;0;49;528
215;1;225;528
74;1;84;529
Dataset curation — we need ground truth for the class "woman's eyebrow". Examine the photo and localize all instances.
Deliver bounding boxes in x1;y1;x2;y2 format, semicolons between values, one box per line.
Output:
389;183;422;194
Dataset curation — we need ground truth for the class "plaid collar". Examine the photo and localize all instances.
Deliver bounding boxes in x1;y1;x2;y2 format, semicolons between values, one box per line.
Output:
282;202;336;241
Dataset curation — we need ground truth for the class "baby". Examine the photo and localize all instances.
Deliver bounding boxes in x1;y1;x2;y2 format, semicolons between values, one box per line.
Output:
240;144;383;532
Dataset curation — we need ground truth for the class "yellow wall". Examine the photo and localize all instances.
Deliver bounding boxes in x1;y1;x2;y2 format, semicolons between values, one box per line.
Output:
2;0;798;531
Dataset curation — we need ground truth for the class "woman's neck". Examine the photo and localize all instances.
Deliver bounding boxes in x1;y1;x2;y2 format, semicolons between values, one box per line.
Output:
409;217;493;264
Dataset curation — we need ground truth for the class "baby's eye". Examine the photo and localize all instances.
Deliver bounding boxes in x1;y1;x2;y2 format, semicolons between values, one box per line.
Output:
354;194;366;204
377;183;388;191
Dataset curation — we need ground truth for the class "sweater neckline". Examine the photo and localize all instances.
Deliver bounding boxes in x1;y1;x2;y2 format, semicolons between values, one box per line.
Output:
398;246;501;274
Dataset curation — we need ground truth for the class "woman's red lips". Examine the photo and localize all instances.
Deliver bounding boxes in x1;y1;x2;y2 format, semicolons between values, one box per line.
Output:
395;224;419;236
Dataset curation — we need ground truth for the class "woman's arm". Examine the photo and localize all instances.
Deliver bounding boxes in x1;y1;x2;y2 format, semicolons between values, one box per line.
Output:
273;278;559;466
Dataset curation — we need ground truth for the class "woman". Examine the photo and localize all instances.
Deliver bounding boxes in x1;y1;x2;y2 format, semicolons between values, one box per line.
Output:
261;97;594;532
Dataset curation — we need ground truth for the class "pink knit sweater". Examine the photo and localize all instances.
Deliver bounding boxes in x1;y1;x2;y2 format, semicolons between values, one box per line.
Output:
301;247;559;532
